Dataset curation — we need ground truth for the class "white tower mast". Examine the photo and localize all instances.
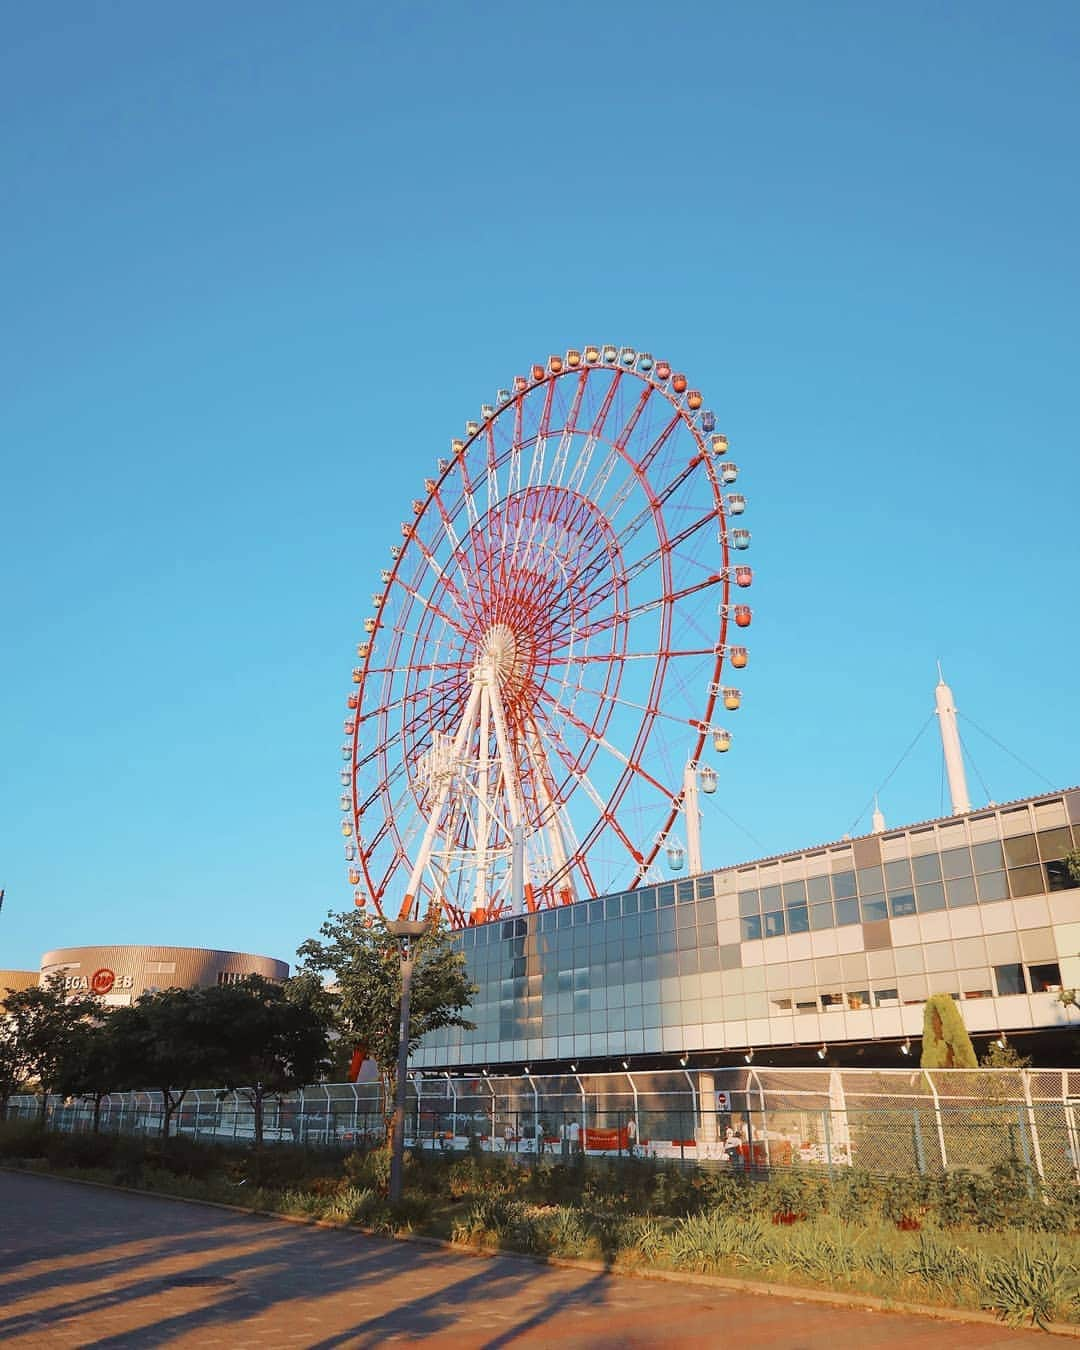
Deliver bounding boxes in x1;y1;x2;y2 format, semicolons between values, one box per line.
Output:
935;664;971;816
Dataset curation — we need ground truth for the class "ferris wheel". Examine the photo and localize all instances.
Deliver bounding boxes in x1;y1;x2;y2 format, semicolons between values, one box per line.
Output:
340;345;752;928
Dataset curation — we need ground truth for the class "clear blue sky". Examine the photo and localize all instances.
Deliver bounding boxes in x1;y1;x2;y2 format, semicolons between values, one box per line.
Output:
3;1;1078;972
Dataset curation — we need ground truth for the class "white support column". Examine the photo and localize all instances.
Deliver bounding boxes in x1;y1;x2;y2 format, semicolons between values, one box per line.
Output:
684;761;703;875
935;667;971;816
473;684;492;917
400;672;484;919
488;668;534;910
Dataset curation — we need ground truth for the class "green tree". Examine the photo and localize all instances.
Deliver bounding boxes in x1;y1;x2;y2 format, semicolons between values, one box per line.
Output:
979;1037;1033;1069
0;1023;26;1121
108;987;228;1138
54;1014;127;1132
212;973;335;1151
297;909;476;1128
1064;848;1080;886
921;993;978;1069
2;975;102;1121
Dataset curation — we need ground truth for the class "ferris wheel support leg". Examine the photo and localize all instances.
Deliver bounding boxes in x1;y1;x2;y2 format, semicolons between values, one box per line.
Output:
473;684;492;918
398;674;483;921
684;761;703;876
486;666;536;912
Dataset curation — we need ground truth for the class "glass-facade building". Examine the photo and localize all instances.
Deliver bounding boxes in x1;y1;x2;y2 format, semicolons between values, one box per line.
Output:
413;787;1080;1070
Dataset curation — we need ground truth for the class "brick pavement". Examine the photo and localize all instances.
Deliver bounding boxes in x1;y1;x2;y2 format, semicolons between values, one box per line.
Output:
0;1172;1050;1348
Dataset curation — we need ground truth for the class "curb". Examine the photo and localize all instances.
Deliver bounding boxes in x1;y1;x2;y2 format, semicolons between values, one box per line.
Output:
3;1165;1075;1337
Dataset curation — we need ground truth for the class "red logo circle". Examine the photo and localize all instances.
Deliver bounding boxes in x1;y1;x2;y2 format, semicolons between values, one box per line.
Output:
90;968;116;996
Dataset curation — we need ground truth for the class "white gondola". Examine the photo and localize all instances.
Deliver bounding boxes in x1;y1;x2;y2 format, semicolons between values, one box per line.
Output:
666;841;686;871
699;765;718;795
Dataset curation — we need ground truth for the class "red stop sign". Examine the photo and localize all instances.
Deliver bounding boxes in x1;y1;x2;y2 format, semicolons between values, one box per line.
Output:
90;968;116;996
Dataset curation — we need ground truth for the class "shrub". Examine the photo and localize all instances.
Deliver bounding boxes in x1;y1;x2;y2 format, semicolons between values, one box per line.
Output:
343;1145;391;1194
881;1173;927;1227
667;1211;773;1272
921;994;977;1069
451;1194;528;1244
983;1240;1080;1329
0;1121;48;1159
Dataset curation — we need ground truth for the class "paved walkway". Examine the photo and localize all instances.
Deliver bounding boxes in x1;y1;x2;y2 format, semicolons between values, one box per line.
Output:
0;1172;1049;1348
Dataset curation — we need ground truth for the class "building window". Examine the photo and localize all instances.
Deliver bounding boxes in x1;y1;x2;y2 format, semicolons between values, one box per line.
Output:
1046;860;1079;892
216;971;250;986
1029;962;1062;993
1008;865;1045;898
888;889;916;917
833;871;857;899
1004;834;1039;868
994;963;1026;996
976;870;1009;903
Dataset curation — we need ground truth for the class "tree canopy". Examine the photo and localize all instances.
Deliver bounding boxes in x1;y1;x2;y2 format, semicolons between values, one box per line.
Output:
212;973;336;1149
2;975;102;1120
297;909;476;1115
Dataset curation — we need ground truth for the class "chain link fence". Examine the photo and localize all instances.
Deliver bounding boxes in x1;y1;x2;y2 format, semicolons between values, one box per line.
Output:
9;1067;1080;1182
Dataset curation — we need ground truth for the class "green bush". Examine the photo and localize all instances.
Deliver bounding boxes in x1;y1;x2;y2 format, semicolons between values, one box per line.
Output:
342;1145;391;1194
0;1121;48;1159
881;1173;927;1226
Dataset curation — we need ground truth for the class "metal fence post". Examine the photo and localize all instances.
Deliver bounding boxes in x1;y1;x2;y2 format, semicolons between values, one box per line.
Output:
1021;1070;1045;1182
925;1070;948;1172
912;1108;926;1175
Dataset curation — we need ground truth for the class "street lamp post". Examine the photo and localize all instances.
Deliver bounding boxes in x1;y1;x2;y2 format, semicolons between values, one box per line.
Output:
384;917;431;1204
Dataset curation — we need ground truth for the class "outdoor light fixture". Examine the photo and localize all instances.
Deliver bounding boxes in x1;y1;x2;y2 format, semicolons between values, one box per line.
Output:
994;1035;1007;1050
569;1063;576;1072
679;1055;688;1068
900;1038;912;1056
621;1059;630;1070
744;1048;754;1064
481;1068;489;1077
523;1066;531;1076
817;1044;828;1060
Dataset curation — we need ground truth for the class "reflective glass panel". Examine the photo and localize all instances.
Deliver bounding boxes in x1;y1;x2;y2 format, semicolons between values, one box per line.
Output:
806;874;832;902
940;847;973;880
916;880;946;912
1004;835;1038;867
888;889;916;917
976;870;1008;902
884;858;912;888
973;841;1005;873
833;871;857;899
946;875;978;907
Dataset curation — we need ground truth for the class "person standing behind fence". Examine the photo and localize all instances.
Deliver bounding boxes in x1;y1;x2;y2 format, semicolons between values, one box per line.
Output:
560;1120;569;1160
503;1122;514;1153
626;1116;637;1157
569;1118;581;1155
724;1126;741;1164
